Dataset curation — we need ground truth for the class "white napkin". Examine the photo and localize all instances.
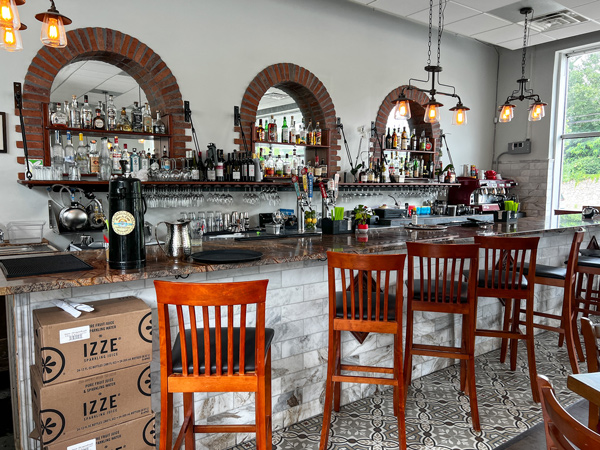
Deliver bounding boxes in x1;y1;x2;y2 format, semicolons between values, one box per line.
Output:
51;300;95;318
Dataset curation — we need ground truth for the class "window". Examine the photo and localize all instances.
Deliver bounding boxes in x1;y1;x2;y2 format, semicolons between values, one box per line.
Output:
556;48;600;209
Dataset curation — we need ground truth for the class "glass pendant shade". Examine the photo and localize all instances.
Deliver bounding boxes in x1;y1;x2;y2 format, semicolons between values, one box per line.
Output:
450;103;469;126
393;99;411;120
0;0;20;29
528;102;546;122
424;101;442;124
40;14;67;47
0;26;22;51
499;104;515;123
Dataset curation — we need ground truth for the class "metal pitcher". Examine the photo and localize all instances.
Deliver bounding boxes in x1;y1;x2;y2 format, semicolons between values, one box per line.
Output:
155;220;192;258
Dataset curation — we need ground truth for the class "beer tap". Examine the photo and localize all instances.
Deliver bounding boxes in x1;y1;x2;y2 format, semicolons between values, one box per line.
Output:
293;174;310;233
320;174;339;220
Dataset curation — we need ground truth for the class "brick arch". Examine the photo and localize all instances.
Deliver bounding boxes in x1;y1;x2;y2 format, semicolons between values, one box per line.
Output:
236;63;340;173
373;85;441;155
17;27;190;163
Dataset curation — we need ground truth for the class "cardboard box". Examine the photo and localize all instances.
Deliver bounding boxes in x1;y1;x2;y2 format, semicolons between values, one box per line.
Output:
31;363;152;446
33;296;152;385
31;414;156;450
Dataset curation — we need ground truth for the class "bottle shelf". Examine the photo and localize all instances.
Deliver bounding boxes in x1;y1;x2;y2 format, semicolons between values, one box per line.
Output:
45;125;171;139
339;182;459;187
382;149;435;154
254;140;329;149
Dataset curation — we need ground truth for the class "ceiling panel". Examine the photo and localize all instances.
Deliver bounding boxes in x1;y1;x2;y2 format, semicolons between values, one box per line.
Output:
452;0;518;12
558;0;598;7
499;32;557;49
471;24;530;44
407;2;480;25
368;0;434;17
444;13;512;36
572;1;600;19
543;18;600;37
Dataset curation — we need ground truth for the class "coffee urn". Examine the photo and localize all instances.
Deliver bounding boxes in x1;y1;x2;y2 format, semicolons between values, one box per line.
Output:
108;169;146;269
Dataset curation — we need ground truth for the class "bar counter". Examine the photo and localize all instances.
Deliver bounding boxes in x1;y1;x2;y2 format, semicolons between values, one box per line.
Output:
3;214;600;449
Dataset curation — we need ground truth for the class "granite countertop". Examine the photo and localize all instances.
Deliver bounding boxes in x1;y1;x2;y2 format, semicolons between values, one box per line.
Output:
0;214;598;295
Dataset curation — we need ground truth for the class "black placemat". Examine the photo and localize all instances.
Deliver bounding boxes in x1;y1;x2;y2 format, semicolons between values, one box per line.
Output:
0;254;93;278
191;249;263;264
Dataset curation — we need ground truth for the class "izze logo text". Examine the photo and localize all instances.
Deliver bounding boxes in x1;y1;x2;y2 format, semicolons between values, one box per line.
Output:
83;338;118;358
83;394;117;416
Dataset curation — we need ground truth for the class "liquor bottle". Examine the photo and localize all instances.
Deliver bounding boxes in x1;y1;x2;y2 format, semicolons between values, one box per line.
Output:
306;120;314;145
419;156;425;178
401;127;409;150
298;158;306;176
117;107;133;132
130;147;141;173
420;131;427;150
153;111;166;134
256;119;264;141
258;148;266;177
63;101;70;127
366;161;375;183
121;144;130;171
232;151;241;181
392;128;398;149
385;128;392;149
264;119;269;142
51;131;65;178
93;101;106;130
273;154;283;176
189;150;199;180
269;115;277;142
197;151;206;181
112;137;122;174
281;116;289;143
160;146;171;170
265;151;275;177
70;95;81;128
289;117;296;144
141;147;150;171
283;153;291;177
80;95;93;129
150;149;160;172
413;158;419;178
99;137;112;180
106;95;117;131
224;152;231;182
410;129;417;150
75;133;90;174
252;151;262;182
205;147;216;181
239;152;247;181
142;103;153;133
131;102;143;132
87;140;99;174
315;122;322;146
64;131;75;170
314;155;322;177
216;149;224;181
51;102;68;127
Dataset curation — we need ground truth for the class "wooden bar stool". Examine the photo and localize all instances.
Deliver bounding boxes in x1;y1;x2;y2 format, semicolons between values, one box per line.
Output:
573;254;600;360
404;242;481;431
154;279;273;450
513;231;584;374
473;235;540;402
581;317;600;432
320;251;407;450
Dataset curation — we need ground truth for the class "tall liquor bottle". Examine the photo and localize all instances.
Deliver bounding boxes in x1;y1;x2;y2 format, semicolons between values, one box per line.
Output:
51;102;68;127
385;128;392;149
117;107;133;132
69;95;81;128
88;140;100;174
160;146;171;170
142;103;153;133
410;129;417;150
315;122;322;145
80;95;93;129
306;120;314;145
281;116;289;143
256;119;264;141
400;127;409;150
99;137;112;180
269;115;277;142
366;161;375;183
75;133;90;174
64;131;75;170
51;131;65;177
265;151;275;177
298;118;306;144
190;150;200;180
130;147;141;173
131;101;143;132
153;111;166;134
106;95;117;131
392;128;398;149
93;101;106;130
112;137;122;174
288;116;296;143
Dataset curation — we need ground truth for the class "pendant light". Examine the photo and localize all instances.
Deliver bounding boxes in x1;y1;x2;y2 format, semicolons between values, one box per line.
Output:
0;0;20;29
393;0;469;126
35;0;71;48
498;8;547;123
0;22;25;52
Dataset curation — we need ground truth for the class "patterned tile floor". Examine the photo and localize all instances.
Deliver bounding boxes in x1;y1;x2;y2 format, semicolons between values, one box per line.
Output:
230;331;585;450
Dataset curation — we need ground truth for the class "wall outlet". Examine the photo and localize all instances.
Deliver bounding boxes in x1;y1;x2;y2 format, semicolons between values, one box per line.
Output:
508;139;531;154
357;125;365;133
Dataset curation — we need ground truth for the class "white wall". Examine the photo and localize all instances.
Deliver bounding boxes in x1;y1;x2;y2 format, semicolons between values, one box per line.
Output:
0;0;499;240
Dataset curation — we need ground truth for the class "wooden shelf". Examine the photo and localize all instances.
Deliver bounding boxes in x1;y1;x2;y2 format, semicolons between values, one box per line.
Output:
254;140;329;149
45;125;171;139
340;182;459;187
382;149;435;154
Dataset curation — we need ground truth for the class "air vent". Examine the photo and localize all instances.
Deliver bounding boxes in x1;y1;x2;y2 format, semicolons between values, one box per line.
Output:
526;10;589;33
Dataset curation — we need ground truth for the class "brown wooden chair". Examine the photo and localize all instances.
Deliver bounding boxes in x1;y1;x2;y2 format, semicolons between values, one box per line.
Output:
537;374;600;449
154;279;273;450
473;235;540;402
320;251;406;450
516;231;584;374
573;254;600;361
404;242;481;431
581;317;600;432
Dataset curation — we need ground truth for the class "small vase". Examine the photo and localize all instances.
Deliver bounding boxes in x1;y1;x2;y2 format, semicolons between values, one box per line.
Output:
357;224;369;234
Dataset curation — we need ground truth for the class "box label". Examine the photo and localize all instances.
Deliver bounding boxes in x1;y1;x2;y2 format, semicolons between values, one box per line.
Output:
59;325;91;344
67;439;96;450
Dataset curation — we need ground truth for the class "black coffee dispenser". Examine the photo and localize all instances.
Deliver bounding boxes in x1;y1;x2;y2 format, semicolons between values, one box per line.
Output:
108;165;146;269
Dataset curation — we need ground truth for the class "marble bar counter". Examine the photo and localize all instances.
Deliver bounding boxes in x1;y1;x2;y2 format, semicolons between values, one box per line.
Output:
2;214;600;449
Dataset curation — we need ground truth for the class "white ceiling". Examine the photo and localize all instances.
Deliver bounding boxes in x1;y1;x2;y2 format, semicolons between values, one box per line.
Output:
345;0;600;49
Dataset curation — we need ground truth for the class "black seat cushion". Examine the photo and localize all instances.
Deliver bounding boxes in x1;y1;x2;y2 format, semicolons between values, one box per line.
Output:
411;279;470;303
476;269;528;289
336;290;397;320
579;256;600;269
171;327;275;374
520;262;566;280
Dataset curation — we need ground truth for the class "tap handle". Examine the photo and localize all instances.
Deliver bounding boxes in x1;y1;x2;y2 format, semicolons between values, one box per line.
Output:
319;182;327;199
291;175;302;200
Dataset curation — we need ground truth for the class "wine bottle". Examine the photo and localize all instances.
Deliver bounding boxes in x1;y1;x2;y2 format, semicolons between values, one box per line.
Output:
281;116;289;143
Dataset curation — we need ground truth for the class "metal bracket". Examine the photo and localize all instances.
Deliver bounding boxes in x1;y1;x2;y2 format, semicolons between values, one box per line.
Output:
14;82;22;109
234;106;241;126
370;121;376;138
184;101;191;123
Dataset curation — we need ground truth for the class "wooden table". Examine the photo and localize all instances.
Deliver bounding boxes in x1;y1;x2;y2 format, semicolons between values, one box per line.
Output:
567;372;600;406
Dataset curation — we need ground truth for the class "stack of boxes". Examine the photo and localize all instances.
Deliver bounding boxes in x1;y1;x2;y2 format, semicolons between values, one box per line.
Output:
30;296;155;449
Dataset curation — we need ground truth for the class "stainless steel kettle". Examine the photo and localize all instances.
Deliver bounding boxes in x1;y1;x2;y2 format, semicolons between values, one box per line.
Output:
155;220;192;258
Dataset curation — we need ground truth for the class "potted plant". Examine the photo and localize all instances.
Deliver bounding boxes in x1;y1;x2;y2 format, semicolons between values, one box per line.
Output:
353;204;372;234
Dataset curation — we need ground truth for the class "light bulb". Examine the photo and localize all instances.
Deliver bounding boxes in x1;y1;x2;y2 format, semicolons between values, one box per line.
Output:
41;14;67;48
0;0;20;29
499;104;514;123
528;102;546;122
393;99;411;120
0;26;22;51
424;103;441;124
450;102;470;126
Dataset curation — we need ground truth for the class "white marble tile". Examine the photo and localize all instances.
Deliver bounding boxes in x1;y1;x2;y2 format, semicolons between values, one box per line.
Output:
281;266;324;287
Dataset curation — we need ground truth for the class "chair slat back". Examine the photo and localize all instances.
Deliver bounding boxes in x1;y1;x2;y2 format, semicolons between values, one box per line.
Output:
327;251;405;324
566;230;585;282
474;236;539;293
155;280;268;377
407;242;479;304
582;317;600;373
538;375;600;449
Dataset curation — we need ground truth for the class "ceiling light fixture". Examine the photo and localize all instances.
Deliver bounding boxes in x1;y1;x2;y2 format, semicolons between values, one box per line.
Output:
393;0;469;126
35;0;71;48
498;8;547;123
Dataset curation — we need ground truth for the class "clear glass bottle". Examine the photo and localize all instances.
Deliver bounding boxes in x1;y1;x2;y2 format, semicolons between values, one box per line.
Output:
289;116;296;144
80;95;93;129
93;101;106;130
283;153;292;176
75;133;89;174
99;137;112;180
70;95;81;128
64;131;75;169
50;102;68;127
142;103;153;133
112;137;122;174
117;107;132;132
140;147;150;171
160;146;171;170
121;144;130;170
291;148;299;176
275;154;284;176
153;111;166;134
367;161;375;183
269;115;278;142
306;120;314;145
131;101;143;132
265;151;275;177
51;130;65;178
88;140;99;174
315;122;322;145
106;95;117;131
401;127;409;150
130;147;141;172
